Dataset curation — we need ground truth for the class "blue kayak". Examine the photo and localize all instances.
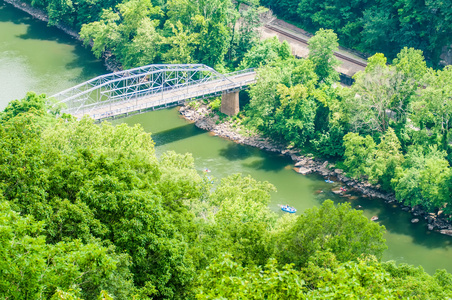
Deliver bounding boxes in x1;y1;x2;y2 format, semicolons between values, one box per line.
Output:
281;205;297;213
325;180;334;183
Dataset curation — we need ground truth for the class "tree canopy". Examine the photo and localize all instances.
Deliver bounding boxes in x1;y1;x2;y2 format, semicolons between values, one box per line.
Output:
2;93;449;298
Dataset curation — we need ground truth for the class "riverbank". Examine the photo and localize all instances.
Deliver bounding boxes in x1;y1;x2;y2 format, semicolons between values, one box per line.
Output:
2;0;121;72
180;103;452;236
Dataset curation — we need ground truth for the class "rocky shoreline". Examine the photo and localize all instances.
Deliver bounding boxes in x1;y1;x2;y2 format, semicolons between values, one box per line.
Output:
180;103;452;236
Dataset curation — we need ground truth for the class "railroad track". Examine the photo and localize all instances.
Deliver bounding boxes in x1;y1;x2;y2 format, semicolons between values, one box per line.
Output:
264;24;368;68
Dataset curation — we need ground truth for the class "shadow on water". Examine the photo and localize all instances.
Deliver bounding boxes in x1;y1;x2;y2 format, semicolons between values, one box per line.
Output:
218;142;255;161
242;152;292;172
152;123;205;147
65;43;107;81
218;142;288;172
0;1;32;25
307;173;452;250
0;1;105;81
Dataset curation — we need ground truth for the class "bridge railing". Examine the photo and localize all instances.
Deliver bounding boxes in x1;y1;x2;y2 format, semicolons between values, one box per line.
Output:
67;68;256;117
88;74;256;120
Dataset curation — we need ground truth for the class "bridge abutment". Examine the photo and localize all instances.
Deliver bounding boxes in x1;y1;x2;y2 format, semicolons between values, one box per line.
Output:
220;91;239;116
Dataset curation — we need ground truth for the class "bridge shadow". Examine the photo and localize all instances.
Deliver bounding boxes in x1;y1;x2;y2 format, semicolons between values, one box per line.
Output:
152;123;205;147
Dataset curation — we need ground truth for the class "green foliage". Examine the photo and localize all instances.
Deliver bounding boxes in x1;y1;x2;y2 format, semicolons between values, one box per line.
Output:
411;66;452;150
195;251;452;298
271;84;316;146
0;92;50;123
392;47;428;83
348;62;416;134
0;199;133;299
239;37;292;69
392;146;451;212
274;200;387;268
312;123;346;158
80;0;164;68
189;174;277;268
195;255;305;299
367;128;404;191
208;98;221;111
343;132;376;179
76;0;266;68
2;80;452;298
260;0;452;65
308;28;340;84
246;59;321;148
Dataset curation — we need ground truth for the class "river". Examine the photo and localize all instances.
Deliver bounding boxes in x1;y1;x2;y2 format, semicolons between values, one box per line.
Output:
1;0;452;275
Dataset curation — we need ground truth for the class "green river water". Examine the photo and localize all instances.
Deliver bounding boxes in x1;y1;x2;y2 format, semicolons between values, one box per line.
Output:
1;0;452;275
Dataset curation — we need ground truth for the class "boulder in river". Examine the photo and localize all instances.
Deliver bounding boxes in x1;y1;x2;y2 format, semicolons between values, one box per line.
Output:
411;218;420;223
295;159;307;167
334;169;343;174
439;229;452;236
296;167;312;175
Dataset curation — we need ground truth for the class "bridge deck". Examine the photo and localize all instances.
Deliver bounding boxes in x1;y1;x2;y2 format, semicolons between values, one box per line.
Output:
72;72;256;120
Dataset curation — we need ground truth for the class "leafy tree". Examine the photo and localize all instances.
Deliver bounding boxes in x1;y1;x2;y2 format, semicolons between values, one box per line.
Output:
195;17;231;67
0;92;50;123
410;66;452;150
195;252;452;299
312;123;346;158
392;47;428;83
347;63;414;134
195;255;305;299
121;18;162;68
232;4;265;61
246;62;294;128
190;174;277;268
271;84;317;146
291;58;318;90
392;146;451;212
80;0;164;67
343;132;376;179
308;28;340;84
367;128;404;191
239;37;291;69
0;199;133;299
360;7;398;56
161;20;199;64
274;200;387;268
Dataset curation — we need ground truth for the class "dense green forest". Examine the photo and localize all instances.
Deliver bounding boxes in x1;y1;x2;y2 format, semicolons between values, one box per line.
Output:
260;0;452;65
4;0;452;297
1;94;452;298
25;0;452;66
25;0;267;69
241;28;452;218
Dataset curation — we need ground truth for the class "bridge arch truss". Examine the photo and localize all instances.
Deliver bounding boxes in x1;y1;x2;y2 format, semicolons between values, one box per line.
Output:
51;64;256;119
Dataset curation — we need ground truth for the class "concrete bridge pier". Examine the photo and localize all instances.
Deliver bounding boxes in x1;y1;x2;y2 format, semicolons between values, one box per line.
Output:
220;91;239;116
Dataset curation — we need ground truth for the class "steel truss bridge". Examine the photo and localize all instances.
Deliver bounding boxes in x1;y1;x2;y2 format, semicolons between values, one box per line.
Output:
51;64;256;120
